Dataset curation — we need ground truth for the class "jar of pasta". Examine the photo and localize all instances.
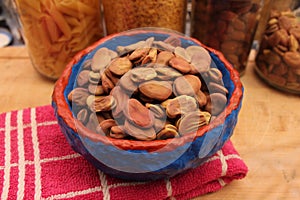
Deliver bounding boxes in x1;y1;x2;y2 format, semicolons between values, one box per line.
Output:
13;0;104;80
255;0;300;94
190;0;263;75
101;0;187;35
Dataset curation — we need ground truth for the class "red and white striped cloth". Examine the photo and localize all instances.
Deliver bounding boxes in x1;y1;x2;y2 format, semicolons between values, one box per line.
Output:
0;105;248;200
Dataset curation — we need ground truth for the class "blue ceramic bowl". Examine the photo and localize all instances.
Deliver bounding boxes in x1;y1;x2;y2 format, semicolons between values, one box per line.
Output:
52;29;243;181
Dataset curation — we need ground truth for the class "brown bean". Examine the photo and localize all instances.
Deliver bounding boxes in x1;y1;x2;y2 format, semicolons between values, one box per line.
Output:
77;108;89;124
125;99;154;128
195;90;207;107
139;80;172;101
97;119;117;135
169;56;191;74
155;67;182;80
124;120;156;141
92;48;115;72
129;48;150;61
88;84;104;96
205;93;227;116
101;72;114;94
187;46;211;74
166;95;198;118
69;88;89;106
173;75;201;96
177;110;211;136
77;70;90;87
90;95;116;112
157;124;179;140
108;57;133;76
156;51;175;65
131;67;157;82
110;126;127;139
111;86;129;118
118;71;138;94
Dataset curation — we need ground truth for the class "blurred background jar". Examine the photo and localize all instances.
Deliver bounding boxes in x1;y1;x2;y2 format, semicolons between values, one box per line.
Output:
190;0;263;75
0;0;23;46
255;0;300;94
101;0;187;35
13;0;104;80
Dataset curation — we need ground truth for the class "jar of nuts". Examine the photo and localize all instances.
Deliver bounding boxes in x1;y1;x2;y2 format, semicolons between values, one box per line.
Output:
101;0;187;35
255;0;300;94
13;0;104;80
190;0;263;75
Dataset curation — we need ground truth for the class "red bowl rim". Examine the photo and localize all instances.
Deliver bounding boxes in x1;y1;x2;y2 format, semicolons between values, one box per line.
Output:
52;29;243;152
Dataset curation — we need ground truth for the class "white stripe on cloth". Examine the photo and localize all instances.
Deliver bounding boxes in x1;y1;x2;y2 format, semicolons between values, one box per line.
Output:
165;178;176;200
41;186;102;200
98;170;110;200
225;154;242;161
38;149;243;199
108;181;146;188
41;172;148;199
196;148;243;188
218;178;226;187
0;153;81;170
31;108;42;200
17;110;25;200
1;112;11;200
205;150;242;166
0;120;57;132
218;150;228;177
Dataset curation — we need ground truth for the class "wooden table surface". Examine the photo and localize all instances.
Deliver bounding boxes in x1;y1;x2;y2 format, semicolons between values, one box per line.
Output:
0;46;300;200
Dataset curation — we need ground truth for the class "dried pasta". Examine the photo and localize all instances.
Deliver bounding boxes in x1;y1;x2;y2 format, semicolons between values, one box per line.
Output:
55;4;78;18
14;0;104;79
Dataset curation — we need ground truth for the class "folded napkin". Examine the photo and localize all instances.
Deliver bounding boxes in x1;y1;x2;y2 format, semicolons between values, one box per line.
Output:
0;105;248;200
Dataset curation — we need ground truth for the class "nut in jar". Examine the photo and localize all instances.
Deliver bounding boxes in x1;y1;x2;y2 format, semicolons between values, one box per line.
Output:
14;0;104;80
191;0;262;75
255;9;300;93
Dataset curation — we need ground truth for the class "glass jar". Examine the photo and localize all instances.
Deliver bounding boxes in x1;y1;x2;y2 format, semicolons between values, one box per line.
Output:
255;0;300;94
191;0;263;75
13;0;104;80
101;0;187;35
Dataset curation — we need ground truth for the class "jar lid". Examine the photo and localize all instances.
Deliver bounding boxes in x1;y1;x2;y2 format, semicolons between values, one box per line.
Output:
0;27;12;47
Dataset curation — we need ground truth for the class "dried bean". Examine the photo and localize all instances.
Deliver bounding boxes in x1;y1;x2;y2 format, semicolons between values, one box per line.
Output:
157;124;179;140
70;36;229;140
139;81;172;101
125;99;154;128
177;110;211;136
108;57;133;76
173;75;201;96
156;51;175;66
124;120;156;141
169;56;191;73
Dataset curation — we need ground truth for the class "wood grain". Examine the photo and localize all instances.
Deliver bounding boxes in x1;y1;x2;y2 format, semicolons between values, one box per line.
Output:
194;52;300;200
0;46;300;199
0;46;54;113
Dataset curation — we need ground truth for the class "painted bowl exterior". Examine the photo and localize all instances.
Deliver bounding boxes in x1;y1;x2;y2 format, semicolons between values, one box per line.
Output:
52;29;243;181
